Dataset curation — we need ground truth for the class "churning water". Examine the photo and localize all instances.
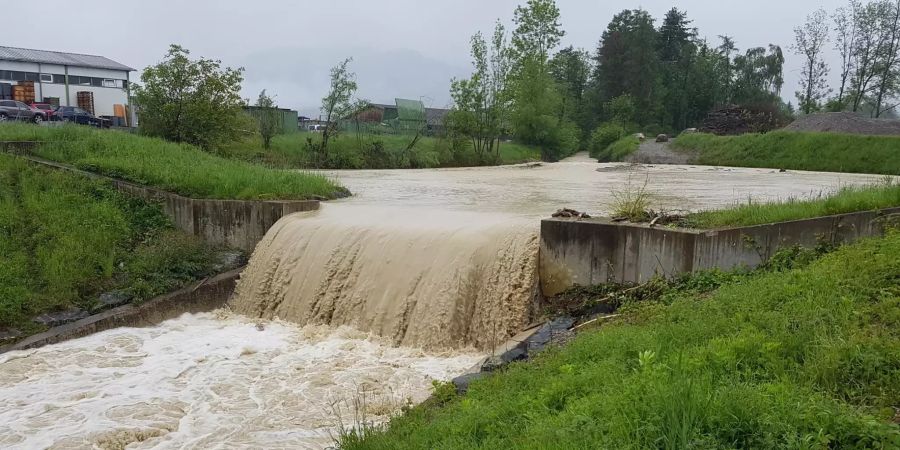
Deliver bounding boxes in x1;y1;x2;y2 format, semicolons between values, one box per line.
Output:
1;157;888;448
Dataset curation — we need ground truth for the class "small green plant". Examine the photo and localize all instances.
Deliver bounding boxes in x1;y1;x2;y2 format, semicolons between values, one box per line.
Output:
431;380;457;405
610;175;653;222
637;350;657;372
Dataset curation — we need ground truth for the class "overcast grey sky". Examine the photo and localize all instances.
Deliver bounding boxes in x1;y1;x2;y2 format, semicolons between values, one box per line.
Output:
8;1;844;117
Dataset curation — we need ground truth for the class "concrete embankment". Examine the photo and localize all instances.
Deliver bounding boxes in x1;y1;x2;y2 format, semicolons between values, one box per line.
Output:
1;268;241;353
540;207;900;295
7;153;319;252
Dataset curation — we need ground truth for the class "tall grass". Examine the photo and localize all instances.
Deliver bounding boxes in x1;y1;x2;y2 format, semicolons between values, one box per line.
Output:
0;123;345;200
682;179;900;229
673;131;900;175
0;154;221;333
343;232;900;449
610;175;653;221
219;132;542;169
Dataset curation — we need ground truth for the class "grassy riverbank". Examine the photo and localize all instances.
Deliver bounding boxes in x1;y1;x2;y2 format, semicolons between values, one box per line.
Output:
345;231;900;449
220;132;542;169
0;154;226;335
681;180;900;229
592;135;640;162
0;124;345;200
673;131;900;175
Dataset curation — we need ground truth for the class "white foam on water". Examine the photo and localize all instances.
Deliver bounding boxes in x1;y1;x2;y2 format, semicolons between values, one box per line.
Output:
0;312;483;449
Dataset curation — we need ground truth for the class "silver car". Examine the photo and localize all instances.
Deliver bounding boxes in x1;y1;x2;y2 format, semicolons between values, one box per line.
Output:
0;100;44;123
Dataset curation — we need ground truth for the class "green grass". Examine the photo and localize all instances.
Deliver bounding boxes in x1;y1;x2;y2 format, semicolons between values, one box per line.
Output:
220;132;542;169
344;232;900;449
592;135;641;162
0;123;345;200
0;154;225;335
673;131;900;175
681;180;900;229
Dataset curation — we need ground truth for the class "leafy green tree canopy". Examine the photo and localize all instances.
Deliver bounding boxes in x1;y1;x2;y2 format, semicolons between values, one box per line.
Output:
134;45;245;150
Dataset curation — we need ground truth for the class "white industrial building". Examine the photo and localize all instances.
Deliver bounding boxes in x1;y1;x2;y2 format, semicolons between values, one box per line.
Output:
0;46;134;119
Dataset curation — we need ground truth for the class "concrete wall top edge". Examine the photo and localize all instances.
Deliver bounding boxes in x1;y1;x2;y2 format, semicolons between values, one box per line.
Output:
542;206;900;236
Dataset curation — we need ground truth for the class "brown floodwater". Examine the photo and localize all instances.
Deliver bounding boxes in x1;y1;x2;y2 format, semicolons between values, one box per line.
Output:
1;156;889;449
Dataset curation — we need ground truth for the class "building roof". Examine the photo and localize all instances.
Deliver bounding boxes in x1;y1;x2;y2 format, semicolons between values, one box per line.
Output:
0;46;135;72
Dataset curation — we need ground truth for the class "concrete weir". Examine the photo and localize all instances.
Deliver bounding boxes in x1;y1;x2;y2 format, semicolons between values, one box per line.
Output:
540;207;900;295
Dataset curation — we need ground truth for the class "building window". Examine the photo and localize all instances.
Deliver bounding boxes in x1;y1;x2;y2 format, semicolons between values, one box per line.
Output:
53;74;66;84
40;74;53;82
102;79;117;88
11;72;26;81
25;72;39;82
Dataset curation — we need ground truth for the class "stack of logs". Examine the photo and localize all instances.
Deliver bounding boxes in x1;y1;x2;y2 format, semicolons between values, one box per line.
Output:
700;105;787;135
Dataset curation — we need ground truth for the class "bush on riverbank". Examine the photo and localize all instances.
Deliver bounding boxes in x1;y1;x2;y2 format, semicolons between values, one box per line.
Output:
672;131;900;175
343;231;900;449
0;123;345;200
0;154;223;334
219;132;542;169
681;179;900;229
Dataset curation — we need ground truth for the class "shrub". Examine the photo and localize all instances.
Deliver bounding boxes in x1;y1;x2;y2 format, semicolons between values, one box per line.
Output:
134;45;246;150
590;122;627;160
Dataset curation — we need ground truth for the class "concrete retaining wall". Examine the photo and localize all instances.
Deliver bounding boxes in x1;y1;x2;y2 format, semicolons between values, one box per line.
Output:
541;207;900;296
12;155;319;252
0;268;241;353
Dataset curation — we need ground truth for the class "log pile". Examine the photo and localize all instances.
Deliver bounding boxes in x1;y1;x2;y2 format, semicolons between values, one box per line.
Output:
700;105;788;135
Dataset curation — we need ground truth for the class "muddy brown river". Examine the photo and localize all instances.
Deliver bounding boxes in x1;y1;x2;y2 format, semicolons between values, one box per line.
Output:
0;156;889;449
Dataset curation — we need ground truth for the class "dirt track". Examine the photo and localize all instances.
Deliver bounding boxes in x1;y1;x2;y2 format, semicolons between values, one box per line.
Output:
625;140;693;165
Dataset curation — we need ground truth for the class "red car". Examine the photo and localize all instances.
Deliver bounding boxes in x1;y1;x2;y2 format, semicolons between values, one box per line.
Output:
29;103;58;121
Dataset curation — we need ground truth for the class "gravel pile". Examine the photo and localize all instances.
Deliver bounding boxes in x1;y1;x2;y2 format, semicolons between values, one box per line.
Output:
785;112;900;136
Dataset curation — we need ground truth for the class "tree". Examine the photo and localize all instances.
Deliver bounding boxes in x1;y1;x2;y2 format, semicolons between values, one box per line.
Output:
793;9;831;114
319;58;358;158
549;47;591;130
656;8;698;130
448;21;512;163
657;7;695;63
254;89;280;149
511;0;565;64
593;9;661;126
732;45;785;105
872;0;900;117
507;0;576;160
717;35;739;104
833;1;861;106
846;0;900;114
134;45;245;150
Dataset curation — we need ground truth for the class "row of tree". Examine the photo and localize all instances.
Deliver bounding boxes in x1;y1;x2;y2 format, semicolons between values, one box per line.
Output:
447;1;791;162
795;0;900;117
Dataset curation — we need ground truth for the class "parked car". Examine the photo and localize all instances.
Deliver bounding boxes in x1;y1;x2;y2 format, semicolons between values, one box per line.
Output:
30;102;58;121
0;100;44;123
54;106;101;127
